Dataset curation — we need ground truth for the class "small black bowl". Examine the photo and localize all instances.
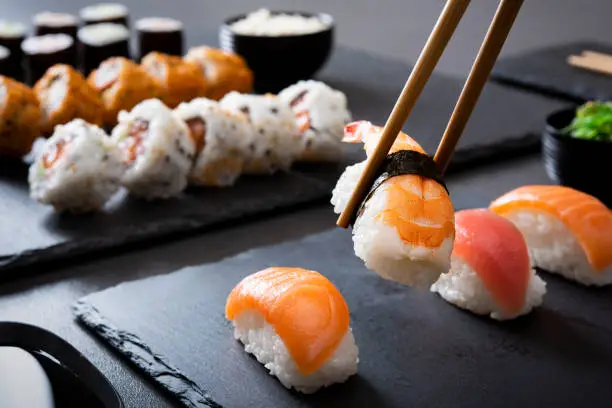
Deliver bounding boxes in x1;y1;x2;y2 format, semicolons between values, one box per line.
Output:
219;11;334;94
543;107;612;208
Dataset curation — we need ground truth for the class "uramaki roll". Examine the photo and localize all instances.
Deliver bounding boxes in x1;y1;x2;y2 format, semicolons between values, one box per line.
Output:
88;57;160;127
140;51;208;108
33;12;79;39
0;76;42;156
184;46;253;101
34;64;105;135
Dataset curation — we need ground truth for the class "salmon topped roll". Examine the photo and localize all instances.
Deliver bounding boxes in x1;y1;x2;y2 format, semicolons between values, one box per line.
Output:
141;51;208;108
490;185;612;286
226;267;358;394
331;121;455;288
431;209;547;320
34;64;104;135
184;46;253;101
88;57;160;128
0;76;42;157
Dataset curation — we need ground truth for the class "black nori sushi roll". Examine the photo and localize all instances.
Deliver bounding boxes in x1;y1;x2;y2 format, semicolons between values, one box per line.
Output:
78;23;130;75
0;46;12;77
21;34;77;85
136;17;184;61
34;12;79;40
79;3;129;28
0;21;26;81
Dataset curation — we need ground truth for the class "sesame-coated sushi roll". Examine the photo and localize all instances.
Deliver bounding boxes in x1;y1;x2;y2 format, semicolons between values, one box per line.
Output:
79;3;129;27
0;76;42;157
78;23;130;75
136;17;184;60
28;119;124;213
33;12;78;39
22;34;77;85
219;92;302;173
88;57;160;127
0;21;26;80
34;64;104;135
184;46;253;101
175;98;251;187
141;52;208;108
111;98;195;199
279;80;351;162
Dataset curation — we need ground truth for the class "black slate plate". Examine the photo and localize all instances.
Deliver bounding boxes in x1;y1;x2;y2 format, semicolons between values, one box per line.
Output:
74;225;612;408
491;41;612;102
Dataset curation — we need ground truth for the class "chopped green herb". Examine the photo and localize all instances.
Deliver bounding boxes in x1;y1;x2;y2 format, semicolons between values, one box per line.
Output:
562;101;612;142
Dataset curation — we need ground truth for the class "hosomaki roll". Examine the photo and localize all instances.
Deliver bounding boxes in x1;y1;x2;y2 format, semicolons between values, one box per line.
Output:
140;51;208;108
219;92;302;173
34;64;104;135
184;46;253;101
111;98;195;199
0;21;26;80
226;267;358;394
490;185;612;286
28;119;124;213
78;23;130;75
431;209;547;320
21;34;77;85
88;57;160;127
278;80;351;163
79;3;129;27
331;120;455;289
0;46;12;78
33;12;78;39
175;98;252;187
0;76;42;157
136;17;184;61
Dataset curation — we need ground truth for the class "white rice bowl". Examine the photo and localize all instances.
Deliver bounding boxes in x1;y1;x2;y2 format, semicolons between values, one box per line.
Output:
232;310;358;394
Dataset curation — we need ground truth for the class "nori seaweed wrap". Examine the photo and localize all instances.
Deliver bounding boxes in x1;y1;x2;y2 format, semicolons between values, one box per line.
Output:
21;34;77;85
0;21;26;81
77;23;130;75
33;12;79;39
136;17;184;61
0;75;42;156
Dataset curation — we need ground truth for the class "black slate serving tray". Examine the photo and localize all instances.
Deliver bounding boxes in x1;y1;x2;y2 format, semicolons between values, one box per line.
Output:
491;41;612;102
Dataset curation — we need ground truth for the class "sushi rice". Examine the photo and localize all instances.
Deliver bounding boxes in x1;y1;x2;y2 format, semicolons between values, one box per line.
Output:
111;98;195;199
28;118;124;213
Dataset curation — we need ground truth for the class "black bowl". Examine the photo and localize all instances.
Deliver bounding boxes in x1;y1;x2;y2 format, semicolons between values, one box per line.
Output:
219;11;334;94
543;107;612;208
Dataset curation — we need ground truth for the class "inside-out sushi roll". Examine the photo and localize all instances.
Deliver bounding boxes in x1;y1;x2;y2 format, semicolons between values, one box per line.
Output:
77;23;130;75
431;209;547;320
34;64;104;135
219;92;302;173
33;12;79;39
140;51;208;108
111;98;195;199
175;98;251;187
184;46;253;101
21;34;77;85
225;267;359;394
79;3;129;27
28;118;124;213
331;120;455;289
490;185;612;286
136;17;184;60
0;21;26;80
88;57;160;128
278;80;351;162
0;75;42;157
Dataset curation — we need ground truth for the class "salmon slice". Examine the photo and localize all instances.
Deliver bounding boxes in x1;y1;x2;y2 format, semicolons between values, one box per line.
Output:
453;209;531;315
343;120;426;157
490;185;612;272
225;267;350;375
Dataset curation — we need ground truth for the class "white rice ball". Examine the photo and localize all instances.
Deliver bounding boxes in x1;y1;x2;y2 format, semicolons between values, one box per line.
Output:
232;310;358;394
28;118;124;213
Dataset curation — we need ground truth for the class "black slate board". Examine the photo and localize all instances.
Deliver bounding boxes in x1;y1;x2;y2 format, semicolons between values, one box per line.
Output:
491;41;612;102
74;225;612;408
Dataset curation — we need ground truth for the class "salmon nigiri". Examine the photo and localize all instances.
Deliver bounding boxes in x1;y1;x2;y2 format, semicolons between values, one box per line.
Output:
331;120;455;288
225;267;358;394
431;209;547;320
490;185;612;286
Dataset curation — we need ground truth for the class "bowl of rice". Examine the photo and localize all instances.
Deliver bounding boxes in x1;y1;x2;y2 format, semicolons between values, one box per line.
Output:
220;9;334;93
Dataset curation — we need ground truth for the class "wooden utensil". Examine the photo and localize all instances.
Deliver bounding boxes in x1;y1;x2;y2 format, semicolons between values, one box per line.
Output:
336;0;525;228
567;50;612;76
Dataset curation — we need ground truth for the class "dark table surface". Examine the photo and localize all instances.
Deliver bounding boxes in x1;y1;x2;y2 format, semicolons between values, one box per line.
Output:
0;1;609;407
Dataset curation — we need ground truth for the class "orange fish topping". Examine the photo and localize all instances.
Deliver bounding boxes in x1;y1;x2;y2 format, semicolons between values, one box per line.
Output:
343;120;426;157
42;139;68;169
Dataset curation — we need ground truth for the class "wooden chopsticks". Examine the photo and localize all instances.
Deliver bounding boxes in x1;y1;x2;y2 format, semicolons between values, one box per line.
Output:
568;50;612;76
336;0;524;228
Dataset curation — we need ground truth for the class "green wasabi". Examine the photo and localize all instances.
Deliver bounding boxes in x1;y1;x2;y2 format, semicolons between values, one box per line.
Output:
563;101;612;142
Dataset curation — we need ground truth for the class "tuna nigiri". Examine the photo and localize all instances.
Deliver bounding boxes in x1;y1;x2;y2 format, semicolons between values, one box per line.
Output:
490;185;612;286
331;121;455;289
225;267;358;394
431;209;547;320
